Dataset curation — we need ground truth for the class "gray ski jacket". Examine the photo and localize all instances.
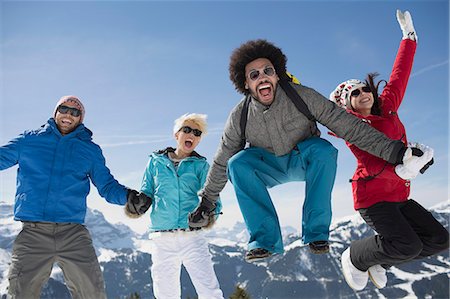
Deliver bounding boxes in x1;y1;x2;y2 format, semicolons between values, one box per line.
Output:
199;82;404;202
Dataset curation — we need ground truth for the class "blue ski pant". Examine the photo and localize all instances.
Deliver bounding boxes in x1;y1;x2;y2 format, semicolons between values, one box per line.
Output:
227;137;337;253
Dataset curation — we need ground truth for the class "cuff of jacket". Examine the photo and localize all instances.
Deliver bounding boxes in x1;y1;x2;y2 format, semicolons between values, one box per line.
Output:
389;141;408;165
198;189;219;204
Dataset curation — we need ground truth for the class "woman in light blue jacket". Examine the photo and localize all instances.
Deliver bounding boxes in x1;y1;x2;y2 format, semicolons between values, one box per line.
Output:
141;113;223;299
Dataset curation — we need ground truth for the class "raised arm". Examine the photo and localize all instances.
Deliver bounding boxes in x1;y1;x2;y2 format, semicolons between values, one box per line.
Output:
380;10;418;112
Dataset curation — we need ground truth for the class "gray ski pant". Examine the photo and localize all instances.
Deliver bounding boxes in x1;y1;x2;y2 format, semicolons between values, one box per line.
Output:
7;222;106;299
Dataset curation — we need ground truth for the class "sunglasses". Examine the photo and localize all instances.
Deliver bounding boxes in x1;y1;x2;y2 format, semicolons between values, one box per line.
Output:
247;67;276;81
180;126;202;137
350;86;371;97
57;105;82;117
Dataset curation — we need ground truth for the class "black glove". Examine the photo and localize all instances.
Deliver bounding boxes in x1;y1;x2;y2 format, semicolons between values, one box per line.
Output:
394;146;408;164
125;189;152;218
188;197;217;228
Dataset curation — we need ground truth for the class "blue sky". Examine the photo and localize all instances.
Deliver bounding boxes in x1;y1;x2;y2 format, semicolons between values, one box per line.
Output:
1;0;448;235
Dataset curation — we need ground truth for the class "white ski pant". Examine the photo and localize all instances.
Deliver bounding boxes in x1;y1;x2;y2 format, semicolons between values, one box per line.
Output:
150;230;224;299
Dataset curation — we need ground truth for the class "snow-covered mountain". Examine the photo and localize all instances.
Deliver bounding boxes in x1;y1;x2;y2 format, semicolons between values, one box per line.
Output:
0;201;448;299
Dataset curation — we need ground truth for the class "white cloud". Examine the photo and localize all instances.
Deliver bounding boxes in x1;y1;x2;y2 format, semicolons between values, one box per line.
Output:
411;60;449;78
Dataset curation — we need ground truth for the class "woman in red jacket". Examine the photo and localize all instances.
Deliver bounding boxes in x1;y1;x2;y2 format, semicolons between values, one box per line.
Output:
329;10;449;291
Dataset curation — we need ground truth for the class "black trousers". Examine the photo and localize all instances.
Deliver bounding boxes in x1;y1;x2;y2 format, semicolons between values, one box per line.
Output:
350;199;449;271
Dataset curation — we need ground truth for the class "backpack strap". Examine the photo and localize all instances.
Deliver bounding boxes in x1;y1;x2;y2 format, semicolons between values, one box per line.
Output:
278;79;315;122
239;95;251;148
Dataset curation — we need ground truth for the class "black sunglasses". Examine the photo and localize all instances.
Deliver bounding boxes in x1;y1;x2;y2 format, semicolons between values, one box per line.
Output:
57;105;82;117
180;126;202;137
247;67;276;81
350;86;371;97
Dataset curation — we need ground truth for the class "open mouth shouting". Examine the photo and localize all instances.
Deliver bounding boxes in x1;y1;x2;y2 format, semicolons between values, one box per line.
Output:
184;138;194;150
258;82;274;103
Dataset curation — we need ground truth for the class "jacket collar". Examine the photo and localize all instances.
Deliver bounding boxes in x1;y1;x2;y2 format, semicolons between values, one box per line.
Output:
47;118;93;140
154;147;205;159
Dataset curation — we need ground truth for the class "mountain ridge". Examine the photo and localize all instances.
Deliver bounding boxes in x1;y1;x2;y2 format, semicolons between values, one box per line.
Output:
0;201;448;298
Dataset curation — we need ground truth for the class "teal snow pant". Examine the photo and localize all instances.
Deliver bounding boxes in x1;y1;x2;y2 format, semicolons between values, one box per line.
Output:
227;137;337;253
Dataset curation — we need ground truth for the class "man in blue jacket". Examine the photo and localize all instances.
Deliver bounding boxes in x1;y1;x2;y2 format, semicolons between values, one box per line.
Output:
0;95;151;299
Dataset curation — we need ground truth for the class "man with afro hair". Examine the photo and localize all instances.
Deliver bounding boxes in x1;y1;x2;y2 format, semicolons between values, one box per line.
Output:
189;39;421;262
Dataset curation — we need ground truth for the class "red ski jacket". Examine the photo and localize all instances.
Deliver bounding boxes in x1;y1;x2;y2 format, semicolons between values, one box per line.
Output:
347;39;417;210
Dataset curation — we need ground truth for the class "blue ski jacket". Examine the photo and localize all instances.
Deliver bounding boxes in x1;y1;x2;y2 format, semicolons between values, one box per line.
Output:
0;118;128;223
140;148;222;232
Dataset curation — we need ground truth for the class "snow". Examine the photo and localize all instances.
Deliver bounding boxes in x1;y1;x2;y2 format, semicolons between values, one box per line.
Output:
421;262;450;274
284;239;304;251
387;266;439;298
295;273;308;281
225;251;241;258
430;201;450;213
133;238;153;254
0;250;10;265
0;249;11;295
209;237;238;247
98;248;120;263
49;265;64;282
390;266;427;281
297;249;313;271
0;217;21;237
391;281;417;299
436;255;450;266
0;277;8;296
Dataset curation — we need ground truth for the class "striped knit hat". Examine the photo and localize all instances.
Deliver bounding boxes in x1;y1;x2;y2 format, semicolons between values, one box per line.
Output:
54;95;85;122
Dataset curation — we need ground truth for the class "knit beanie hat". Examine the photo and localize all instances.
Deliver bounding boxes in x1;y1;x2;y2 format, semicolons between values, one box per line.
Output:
54;95;85;122
329;79;366;110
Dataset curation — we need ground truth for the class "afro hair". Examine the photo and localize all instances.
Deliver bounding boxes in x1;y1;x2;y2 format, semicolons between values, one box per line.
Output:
229;39;288;94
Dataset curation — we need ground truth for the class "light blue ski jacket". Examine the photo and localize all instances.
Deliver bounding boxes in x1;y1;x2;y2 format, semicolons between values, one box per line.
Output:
140;148;221;232
0;118;128;223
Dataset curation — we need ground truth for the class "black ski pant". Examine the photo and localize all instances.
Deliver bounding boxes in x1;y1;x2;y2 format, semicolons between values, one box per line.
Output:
350;199;449;271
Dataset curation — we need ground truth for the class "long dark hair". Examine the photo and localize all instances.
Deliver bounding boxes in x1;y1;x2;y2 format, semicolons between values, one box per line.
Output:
365;72;386;116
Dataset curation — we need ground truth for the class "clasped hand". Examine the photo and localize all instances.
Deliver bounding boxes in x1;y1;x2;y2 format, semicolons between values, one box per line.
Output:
124;189;152;218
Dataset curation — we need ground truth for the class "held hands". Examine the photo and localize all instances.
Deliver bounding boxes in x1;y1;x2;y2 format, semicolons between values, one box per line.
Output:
395;142;434;180
397;9;418;42
124;189;152;218
188;197;217;229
